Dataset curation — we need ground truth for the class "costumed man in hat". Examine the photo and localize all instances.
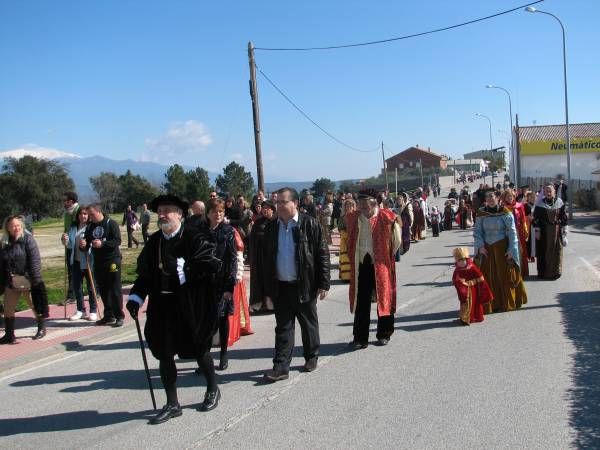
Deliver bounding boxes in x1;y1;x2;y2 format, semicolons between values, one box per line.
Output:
126;194;223;425
346;189;402;348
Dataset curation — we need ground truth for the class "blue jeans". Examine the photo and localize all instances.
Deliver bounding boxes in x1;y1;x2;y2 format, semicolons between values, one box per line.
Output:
71;263;98;313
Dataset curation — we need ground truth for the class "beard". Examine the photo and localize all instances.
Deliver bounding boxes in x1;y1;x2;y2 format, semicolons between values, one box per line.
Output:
158;218;179;232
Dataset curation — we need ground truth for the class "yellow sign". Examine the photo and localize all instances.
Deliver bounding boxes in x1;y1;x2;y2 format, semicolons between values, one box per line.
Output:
521;137;600;155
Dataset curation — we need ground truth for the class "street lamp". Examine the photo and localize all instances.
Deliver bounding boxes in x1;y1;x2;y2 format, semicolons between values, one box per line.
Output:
486;84;515;182
525;6;572;219
475;113;494;185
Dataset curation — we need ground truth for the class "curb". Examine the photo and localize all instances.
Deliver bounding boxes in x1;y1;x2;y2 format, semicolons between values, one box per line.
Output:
0;319;141;375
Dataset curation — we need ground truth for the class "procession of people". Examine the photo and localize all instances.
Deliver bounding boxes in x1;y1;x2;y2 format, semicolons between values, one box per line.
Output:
0;177;570;425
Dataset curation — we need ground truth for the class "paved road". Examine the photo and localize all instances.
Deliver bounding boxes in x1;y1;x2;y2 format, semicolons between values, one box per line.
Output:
1;179;599;449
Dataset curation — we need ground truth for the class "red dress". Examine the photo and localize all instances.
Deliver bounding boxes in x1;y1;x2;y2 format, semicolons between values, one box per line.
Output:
452;259;493;323
227;229;253;346
504;201;530;276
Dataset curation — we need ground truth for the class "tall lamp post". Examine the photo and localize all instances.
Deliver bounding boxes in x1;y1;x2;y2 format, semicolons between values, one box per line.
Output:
525;6;572;219
486;85;515;182
475;113;494;185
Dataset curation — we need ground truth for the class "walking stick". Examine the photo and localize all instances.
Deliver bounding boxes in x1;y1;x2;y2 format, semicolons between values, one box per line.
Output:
64;259;68;319
85;261;100;318
134;316;157;410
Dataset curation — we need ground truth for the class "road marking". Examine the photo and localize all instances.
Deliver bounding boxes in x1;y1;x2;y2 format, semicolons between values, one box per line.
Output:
188;354;337;448
397;297;419;310
579;257;600;280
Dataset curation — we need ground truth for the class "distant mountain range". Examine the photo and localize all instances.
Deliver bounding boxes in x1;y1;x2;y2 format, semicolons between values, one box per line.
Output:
0;148;343;201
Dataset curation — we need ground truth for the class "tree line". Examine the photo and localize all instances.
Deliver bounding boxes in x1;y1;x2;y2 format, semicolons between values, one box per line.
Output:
0;156;256;219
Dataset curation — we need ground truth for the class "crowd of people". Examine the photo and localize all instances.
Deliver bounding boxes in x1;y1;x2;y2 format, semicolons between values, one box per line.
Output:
0;177;569;424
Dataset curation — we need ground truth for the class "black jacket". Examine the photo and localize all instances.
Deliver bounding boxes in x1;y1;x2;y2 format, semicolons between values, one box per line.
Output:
263;212;330;303
84;216;122;267
130;225;222;359
0;231;42;286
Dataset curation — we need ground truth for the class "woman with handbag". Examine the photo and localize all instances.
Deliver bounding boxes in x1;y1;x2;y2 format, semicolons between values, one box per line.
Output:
0;215;49;344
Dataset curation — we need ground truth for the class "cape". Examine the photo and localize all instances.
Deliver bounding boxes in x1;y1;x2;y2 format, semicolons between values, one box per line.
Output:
346;208;397;316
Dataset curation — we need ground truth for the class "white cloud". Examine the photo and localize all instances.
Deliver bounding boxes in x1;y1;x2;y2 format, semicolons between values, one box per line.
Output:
230;153;244;163
0;143;81;160
141;120;213;165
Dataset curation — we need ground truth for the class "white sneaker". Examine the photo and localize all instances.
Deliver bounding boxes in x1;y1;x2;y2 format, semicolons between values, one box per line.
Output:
88;313;98;321
69;311;83;321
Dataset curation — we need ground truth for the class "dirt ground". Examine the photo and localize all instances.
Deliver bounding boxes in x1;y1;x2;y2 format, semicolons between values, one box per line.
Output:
32;213;158;267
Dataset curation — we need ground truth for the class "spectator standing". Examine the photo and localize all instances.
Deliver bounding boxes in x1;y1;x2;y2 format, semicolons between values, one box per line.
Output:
0;215;49;343
82;204;125;326
61;191;80;301
122;204;140;248
140;203;151;244
66;207;98;321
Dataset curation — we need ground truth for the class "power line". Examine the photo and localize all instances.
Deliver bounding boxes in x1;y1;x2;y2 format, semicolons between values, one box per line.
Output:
257;65;380;153
255;0;545;51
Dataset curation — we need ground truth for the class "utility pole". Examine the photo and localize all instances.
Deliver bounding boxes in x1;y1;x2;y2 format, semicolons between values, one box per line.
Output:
248;41;265;193
381;141;388;192
419;158;424;187
453;159;456;184
395;167;398;196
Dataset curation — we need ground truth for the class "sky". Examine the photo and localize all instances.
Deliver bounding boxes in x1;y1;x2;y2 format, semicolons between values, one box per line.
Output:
1;0;598;182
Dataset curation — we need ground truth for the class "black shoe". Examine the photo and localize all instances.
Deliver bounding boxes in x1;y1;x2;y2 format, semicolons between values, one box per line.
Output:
218;356;228;371
349;341;368;350
32;327;46;340
112;318;124;327
263;369;289;383
199;388;221;412
302;358;318;372
149;404;182;425
96;317;116;326
0;333;15;345
376;338;390;346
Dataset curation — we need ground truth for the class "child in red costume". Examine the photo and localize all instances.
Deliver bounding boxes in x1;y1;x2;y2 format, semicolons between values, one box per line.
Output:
452;247;493;325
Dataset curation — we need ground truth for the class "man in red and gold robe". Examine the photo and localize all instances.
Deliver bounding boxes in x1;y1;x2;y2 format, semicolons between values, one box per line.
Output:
346;189;401;348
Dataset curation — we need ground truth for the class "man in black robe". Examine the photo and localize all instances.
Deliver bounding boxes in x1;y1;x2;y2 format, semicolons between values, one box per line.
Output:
126;194;222;425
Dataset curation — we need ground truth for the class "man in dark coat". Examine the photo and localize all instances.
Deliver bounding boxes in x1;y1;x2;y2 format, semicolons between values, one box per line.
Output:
262;187;331;382
126;194;222;425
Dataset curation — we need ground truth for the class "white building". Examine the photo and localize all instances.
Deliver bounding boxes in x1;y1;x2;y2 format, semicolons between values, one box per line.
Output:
517;123;600;182
449;158;487;175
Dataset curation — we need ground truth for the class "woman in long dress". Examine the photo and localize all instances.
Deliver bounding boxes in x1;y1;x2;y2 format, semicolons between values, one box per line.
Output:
411;199;425;241
474;190;527;313
501;189;530;277
248;201;276;313
393;193;413;254
337;198;356;282
533;184;567;280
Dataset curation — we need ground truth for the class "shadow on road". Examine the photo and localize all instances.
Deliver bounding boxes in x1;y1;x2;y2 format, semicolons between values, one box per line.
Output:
0;410;155;436
411;263;453;267
402;281;453;287
558;290;600;449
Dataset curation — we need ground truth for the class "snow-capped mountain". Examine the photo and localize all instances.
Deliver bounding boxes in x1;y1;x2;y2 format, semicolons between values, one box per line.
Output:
0;145;81;160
